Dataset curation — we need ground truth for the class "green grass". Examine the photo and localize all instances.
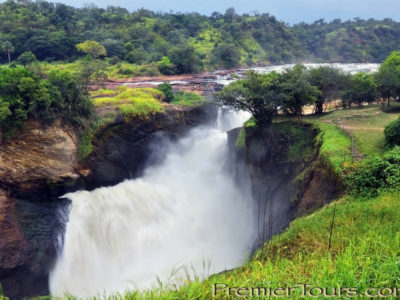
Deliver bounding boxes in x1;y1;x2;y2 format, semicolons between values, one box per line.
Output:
314;122;352;173
171;91;206;107
235;117;258;148
316;105;400;158
105;62;160;79
32;61;161;79
235;127;246;149
89;88;117;97
93;87;165;121
77;113;117;161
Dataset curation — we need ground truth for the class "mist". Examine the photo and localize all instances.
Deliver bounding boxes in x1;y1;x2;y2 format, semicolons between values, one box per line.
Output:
49;110;256;298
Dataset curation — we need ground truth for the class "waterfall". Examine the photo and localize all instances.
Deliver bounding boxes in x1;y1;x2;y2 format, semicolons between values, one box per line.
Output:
49;109;255;298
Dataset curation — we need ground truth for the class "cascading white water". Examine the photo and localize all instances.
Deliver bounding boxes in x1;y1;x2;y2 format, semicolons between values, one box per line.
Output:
50;110;255;298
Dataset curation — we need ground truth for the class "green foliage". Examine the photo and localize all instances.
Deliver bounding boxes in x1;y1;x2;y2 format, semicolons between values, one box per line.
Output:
157;82;174;102
0;66;54;133
1;40;14;62
157;56;174;75
375;50;400;104
216;71;282;125
76;40;107;58
0;66;93;135
168;45;201;74
93;87;165;121
16;51;38;66
76;57;108;93
210;42;240;68
315;122;352;173
0;1;400;68
344;147;400;198
384;116;400;148
307;66;347;114
341;72;377;108
235;127;246;148
77;113;116;161
172;91;205;107
48;69;93;126
280;64;319;117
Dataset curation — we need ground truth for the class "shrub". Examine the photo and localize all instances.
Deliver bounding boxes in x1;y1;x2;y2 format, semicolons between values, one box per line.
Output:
344;147;400;198
16;51;38;66
384;116;400;148
157;82;174;102
157;56;174;75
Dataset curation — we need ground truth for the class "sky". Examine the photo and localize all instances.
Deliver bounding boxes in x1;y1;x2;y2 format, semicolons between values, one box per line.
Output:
38;0;400;24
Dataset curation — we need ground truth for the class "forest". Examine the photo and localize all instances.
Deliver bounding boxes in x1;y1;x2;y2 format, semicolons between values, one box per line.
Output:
0;0;400;73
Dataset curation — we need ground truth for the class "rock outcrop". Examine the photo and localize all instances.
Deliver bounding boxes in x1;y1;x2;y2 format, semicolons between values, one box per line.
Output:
0;120;78;197
228;122;342;251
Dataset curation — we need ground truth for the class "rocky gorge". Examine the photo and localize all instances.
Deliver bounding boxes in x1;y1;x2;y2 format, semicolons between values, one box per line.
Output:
0;66;351;299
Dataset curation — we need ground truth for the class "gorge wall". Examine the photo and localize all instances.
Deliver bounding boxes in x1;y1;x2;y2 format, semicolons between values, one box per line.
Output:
228;122;342;251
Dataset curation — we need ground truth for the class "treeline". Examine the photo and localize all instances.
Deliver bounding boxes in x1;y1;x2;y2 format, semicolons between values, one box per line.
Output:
1;0;400;73
216;51;400;125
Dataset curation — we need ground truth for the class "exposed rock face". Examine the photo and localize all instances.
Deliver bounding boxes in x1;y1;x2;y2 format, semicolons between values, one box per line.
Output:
228;122;342;251
0;120;78;196
0;189;28;270
84;104;218;189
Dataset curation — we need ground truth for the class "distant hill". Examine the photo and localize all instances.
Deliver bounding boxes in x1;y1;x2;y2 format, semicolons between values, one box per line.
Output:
0;0;399;71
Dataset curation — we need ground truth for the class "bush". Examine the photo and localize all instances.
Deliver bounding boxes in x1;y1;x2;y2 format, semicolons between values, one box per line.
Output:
16;51;38;66
157;82;174;102
344;147;400;198
157;56;174;75
384;116;400;148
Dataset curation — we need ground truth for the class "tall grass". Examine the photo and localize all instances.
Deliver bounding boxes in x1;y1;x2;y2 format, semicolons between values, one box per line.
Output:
171;91;206;107
93;87;165;121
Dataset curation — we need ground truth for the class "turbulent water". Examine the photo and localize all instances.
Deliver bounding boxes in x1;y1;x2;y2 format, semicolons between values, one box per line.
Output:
50;110;256;298
215;63;380;85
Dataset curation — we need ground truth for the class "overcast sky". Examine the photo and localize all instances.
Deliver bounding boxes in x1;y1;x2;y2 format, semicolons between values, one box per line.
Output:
7;0;400;24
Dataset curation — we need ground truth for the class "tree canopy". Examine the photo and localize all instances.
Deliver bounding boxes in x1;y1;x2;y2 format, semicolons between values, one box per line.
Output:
0;0;400;70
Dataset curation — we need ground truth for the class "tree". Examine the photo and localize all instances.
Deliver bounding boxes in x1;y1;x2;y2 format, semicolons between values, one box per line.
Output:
211;42;240;68
157;56;174;75
76;56;108;93
307;66;346;114
101;39;124;58
48;69;93;125
1;40;14;62
280;65;319;118
215;71;283;125
342;73;377;108
16;51;38;66
168;45;201;74
376;51;400;107
157;82;174;102
0;66;59;134
76;40;107;58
